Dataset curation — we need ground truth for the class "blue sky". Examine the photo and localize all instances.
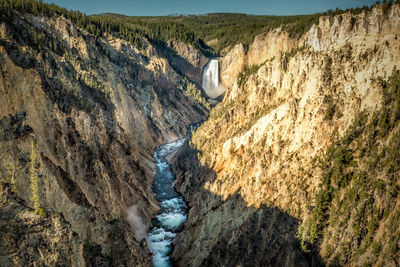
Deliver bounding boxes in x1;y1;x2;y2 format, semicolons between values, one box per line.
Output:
43;0;377;16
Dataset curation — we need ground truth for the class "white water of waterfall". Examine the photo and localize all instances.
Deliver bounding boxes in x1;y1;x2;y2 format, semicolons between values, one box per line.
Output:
202;59;226;98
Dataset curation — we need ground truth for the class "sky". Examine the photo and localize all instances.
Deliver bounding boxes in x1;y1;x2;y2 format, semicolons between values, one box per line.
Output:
42;0;378;16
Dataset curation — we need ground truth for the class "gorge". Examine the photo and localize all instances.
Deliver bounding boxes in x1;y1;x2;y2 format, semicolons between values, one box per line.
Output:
147;139;188;267
1;0;400;266
147;55;223;267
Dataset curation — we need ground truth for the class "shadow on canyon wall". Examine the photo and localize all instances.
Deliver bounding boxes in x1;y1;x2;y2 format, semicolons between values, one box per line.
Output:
0;14;207;266
153;40;208;90
170;140;325;267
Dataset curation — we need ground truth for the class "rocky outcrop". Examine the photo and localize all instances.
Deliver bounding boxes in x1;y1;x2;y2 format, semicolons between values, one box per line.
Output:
170;144;310;266
219;3;400;92
219;28;294;91
219;43;246;89
156;39;209;87
247;28;295;66
172;4;400;266
0;9;207;266
0;181;85;266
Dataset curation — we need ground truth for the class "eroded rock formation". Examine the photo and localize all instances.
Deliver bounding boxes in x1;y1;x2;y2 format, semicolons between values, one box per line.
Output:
0;9;207;266
172;4;400;266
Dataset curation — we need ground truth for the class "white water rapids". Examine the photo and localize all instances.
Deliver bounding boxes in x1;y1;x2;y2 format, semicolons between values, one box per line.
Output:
146;139;187;267
145;60;224;266
202;59;226;98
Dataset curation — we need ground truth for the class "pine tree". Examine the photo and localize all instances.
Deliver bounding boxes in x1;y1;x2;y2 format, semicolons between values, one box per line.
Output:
6;157;19;193
29;141;45;216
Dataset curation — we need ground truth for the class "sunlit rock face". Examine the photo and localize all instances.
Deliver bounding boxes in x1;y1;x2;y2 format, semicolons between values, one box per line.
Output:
172;4;400;267
219;43;246;89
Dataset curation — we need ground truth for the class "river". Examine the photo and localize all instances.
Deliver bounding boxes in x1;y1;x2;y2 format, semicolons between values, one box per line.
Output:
146;139;188;267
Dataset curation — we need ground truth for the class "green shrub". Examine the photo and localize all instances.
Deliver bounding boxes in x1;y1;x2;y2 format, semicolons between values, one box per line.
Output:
29;141;45;216
283;46;306;70
237;63;263;89
178;78;210;110
371;241;382;257
324;95;336;120
297;71;400;264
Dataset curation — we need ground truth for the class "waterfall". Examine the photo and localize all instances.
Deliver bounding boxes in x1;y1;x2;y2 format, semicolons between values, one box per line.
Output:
202;59;226;98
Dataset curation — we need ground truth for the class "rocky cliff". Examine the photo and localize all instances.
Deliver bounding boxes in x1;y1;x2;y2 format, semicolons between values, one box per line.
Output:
162;39;209;87
172;4;400;266
0;8;207;266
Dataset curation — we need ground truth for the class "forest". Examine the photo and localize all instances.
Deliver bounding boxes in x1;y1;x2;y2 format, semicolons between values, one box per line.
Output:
0;0;397;55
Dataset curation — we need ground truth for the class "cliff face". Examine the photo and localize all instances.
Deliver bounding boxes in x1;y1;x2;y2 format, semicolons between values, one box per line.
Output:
0;181;84;266
0;10;207;266
164;39;209;86
173;4;400;266
219;43;246;89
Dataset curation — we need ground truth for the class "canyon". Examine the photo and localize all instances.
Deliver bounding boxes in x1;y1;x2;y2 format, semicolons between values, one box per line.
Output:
0;6;207;266
172;3;400;266
0;1;400;267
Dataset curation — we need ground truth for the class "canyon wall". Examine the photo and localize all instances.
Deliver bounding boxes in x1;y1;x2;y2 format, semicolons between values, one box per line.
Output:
0;10;207;266
164;39;209;86
173;4;400;266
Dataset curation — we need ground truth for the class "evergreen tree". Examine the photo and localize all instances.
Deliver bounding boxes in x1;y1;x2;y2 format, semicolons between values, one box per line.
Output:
29;140;45;216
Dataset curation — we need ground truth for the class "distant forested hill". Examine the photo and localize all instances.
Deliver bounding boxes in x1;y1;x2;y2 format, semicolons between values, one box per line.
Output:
0;0;389;56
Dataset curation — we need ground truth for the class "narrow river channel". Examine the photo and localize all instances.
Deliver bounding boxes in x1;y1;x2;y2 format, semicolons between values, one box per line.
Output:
146;139;188;267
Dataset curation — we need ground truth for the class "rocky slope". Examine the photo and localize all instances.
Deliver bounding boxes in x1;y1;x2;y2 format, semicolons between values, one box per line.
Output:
0;8;207;266
0;181;83;266
172;4;400;266
161;39;209;87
